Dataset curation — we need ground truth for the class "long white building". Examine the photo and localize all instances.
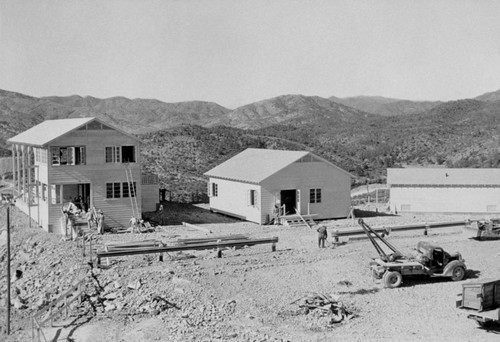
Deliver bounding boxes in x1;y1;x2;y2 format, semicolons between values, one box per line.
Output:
388;168;500;214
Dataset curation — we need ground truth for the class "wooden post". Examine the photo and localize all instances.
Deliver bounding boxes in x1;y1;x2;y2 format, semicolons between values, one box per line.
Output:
271;242;276;252
82;234;86;257
89;237;93;264
28;146;32;228
424;223;429;236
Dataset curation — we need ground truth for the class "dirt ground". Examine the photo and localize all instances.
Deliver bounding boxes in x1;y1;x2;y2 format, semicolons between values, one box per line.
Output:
2;205;500;342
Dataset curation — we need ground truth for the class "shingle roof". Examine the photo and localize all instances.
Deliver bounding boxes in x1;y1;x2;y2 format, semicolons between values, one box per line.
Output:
387;168;500;186
7;117;139;147
204;148;350;184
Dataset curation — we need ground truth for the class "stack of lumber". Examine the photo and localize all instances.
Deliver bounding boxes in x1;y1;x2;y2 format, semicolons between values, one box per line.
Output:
103;239;164;252
176;234;249;245
292;292;354;324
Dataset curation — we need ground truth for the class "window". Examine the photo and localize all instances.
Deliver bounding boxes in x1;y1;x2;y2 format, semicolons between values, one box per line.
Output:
105;146;136;163
106;182;121;199
310;188;322;203
107;182;136;199
51;184;62;204
212;183;218;197
105;147;121;163
122;146;136;163
41;183;47;201
250;189;257;206
50;146;85;166
122;182;136;198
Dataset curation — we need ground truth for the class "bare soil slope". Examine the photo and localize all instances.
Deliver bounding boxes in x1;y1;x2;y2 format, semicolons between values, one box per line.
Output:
2;208;500;342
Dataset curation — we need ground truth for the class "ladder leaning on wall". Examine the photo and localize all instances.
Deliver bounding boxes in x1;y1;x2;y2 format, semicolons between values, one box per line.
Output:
124;164;139;219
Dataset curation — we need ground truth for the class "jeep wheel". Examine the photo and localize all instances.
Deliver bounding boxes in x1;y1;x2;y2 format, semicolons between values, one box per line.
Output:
383;271;402;288
451;265;466;281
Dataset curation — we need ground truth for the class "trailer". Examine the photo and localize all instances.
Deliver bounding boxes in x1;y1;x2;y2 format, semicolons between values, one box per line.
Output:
457;278;500;327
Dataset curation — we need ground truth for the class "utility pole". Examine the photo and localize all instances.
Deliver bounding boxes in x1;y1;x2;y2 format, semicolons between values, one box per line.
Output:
6;203;11;335
2;193;16;335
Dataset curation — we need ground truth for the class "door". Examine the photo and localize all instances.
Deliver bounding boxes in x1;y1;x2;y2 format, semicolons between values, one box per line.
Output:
280;190;296;215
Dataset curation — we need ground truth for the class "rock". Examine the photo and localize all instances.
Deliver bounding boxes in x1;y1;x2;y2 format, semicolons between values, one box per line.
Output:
113;280;122;289
104;302;116;312
105;292;118;300
127;280;142;290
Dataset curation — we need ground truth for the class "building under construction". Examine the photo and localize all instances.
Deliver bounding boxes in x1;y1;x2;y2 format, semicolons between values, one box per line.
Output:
6;117;159;233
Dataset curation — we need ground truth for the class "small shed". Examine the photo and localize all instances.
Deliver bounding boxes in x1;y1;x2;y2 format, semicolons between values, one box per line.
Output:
204;148;351;224
388;168;500;214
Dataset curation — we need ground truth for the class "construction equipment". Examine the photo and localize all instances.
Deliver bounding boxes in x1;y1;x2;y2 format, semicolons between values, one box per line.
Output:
456;278;500;327
358;219;467;288
474;219;500;240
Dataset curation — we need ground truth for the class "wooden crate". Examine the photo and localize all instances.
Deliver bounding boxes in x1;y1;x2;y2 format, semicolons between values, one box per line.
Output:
461;278;500;311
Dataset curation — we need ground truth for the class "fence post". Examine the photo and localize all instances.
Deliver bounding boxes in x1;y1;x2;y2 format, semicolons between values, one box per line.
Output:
424;223;429;236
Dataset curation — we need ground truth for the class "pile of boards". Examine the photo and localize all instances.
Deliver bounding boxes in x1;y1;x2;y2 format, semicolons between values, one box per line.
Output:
292;292;355;324
103;239;164;252
175;234;250;246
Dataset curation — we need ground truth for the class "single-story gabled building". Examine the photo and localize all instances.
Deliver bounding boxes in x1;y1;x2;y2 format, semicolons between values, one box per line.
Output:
204;148;352;224
388;168;500;214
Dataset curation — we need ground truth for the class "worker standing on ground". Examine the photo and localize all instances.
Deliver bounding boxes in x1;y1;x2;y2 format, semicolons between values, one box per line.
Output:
86;209;94;231
97;210;104;235
317;225;328;248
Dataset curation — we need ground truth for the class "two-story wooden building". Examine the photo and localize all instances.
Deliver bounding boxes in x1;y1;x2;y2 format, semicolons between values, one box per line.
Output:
7;117;158;233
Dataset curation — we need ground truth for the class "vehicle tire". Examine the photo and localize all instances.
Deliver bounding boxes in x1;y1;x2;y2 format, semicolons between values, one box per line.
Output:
383;271;403;288
451;265;466;281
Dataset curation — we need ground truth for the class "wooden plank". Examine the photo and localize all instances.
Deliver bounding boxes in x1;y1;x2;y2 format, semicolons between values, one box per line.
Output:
97;237;279;261
182;222;212;234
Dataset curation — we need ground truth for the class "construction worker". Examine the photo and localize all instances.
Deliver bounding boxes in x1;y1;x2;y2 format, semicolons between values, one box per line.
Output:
317;225;328;248
86;209;94;231
129;216;139;233
97;210;105;234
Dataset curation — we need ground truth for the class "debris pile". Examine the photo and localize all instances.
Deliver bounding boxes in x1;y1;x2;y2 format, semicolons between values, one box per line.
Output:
292;292;355;325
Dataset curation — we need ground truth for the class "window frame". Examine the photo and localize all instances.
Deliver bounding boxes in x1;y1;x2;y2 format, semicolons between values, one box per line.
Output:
50;146;86;166
309;188;322;204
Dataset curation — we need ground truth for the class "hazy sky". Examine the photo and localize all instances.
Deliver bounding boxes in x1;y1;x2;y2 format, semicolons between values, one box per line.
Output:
1;0;499;108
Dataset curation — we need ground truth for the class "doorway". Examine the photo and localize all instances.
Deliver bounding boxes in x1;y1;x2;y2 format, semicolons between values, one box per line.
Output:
280;189;296;215
63;183;91;211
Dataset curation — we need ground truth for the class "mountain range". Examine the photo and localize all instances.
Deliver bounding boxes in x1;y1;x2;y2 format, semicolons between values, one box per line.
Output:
1;88;500;201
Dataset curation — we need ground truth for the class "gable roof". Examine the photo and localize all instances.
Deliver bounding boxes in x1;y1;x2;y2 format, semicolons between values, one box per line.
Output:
387;168;500;186
7;117;140;147
204;148;351;184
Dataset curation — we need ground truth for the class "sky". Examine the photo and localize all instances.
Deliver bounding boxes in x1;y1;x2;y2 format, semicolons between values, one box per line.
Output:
1;0;500;109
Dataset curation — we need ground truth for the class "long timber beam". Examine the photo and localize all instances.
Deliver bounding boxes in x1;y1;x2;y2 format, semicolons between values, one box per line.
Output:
97;237;279;265
332;221;468;241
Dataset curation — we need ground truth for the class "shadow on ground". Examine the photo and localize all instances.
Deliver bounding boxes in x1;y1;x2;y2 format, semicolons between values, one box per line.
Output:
353;209;396;218
399;269;480;288
143;202;241;225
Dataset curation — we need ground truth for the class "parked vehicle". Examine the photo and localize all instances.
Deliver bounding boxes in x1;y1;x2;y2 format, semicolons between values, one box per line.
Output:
457;278;500;327
358;219;467;288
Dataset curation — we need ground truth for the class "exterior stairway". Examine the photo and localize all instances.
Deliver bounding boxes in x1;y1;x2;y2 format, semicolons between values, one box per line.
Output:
282;214;317;228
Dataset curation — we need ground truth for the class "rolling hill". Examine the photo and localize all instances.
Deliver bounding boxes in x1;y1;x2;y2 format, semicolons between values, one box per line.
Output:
329;95;442;116
1;88;500;201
